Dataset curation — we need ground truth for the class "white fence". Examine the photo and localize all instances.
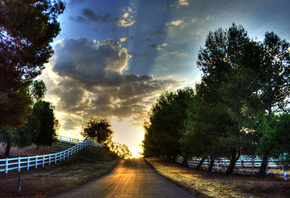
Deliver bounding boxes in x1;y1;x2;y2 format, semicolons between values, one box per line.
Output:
58;135;82;145
176;155;289;180
0;136;102;174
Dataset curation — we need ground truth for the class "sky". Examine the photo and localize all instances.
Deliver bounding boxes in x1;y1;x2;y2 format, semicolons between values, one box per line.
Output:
41;0;290;157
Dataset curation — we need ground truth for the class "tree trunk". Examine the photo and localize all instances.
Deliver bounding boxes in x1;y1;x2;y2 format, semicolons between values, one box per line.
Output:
4;140;11;157
226;150;240;174
196;157;206;170
181;157;188;167
257;154;269;178
208;157;215;172
172;155;176;163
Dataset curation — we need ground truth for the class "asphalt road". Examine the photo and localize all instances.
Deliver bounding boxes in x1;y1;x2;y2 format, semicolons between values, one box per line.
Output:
49;158;195;198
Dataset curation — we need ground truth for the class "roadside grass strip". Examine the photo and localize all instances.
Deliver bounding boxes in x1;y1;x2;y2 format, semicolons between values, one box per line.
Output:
146;157;290;198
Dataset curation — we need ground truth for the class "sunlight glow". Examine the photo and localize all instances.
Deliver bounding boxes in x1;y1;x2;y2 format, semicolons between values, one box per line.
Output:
111;117;144;158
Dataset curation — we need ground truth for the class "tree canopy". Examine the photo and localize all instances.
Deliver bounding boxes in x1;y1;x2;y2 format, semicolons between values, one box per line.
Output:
81;118;114;146
0;0;65;130
142;24;290;177
142;88;194;160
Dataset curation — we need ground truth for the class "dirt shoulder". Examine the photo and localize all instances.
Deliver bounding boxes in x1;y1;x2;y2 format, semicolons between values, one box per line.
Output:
0;145;120;198
145;157;290;198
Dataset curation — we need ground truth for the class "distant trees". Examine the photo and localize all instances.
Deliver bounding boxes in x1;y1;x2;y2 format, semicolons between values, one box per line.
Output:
80;117;132;159
81;118;113;146
0;0;65;130
106;141;132;159
142;24;290;178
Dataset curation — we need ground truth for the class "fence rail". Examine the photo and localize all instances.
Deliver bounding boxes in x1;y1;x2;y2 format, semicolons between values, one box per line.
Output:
175;155;289;180
57;135;82;145
0;136;102;174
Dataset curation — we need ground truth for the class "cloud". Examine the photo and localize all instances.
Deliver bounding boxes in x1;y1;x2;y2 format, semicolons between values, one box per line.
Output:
170;0;190;9
43;38;180;133
206;14;214;20
178;0;189;7
120;37;127;42
53;38;129;81
120;36;134;42
128;52;149;57
118;7;136;27
149;43;168;50
191;17;198;23
70;7;136;27
166;19;184;26
70;8;121;24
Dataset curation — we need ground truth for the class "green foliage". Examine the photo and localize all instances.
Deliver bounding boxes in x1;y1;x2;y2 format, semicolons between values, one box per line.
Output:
105;141;132;159
258;114;290;159
32;100;59;148
0;99;57;155
81;118;114;146
0;85;33;129
31;80;47;102
142;88;194;159
0;0;65;130
143;24;289;176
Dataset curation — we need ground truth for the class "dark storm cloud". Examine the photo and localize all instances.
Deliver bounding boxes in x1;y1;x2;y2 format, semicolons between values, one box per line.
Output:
47;37;181;130
70;8;121;24
53;38;128;83
149;45;159;49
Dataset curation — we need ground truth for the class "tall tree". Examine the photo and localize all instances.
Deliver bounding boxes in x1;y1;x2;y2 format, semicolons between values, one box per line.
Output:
196;24;263;173
0;0;65;130
33;100;59;149
81;118;114;146
197;24;289;176
256;32;290;178
180;81;228;171
143;88;194;161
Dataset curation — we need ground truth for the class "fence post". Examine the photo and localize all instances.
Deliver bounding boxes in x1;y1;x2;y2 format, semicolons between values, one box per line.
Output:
217;160;220;172
224;160;227;173
17;175;22;196
27;156;30;170
241;160;244;174
35;155;38;168
18;157;21;172
42;155;45;167
252;159;255;174
5;158;9;174
55;153;57;163
49;154;51;165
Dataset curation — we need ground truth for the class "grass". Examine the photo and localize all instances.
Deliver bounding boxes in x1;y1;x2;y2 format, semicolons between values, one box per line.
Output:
0;141;74;158
146;157;290;198
0;142;120;197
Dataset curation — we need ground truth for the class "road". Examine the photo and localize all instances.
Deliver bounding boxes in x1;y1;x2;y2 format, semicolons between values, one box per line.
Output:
49;158;195;198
